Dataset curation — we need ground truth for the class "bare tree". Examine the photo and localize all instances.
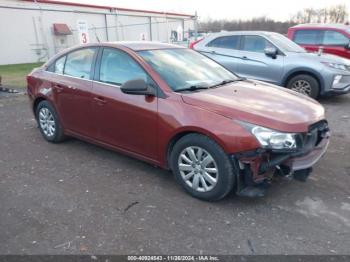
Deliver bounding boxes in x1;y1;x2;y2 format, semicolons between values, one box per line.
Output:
199;5;349;35
291;4;348;23
199;17;296;34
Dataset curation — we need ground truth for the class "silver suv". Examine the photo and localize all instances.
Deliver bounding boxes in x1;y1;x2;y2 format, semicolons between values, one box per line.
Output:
193;31;350;98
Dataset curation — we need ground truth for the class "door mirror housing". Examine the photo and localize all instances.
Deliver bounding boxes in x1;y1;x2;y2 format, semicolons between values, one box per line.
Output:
120;79;155;96
264;47;278;58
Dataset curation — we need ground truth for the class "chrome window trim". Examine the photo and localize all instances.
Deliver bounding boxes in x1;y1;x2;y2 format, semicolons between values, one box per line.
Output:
44;70;122;88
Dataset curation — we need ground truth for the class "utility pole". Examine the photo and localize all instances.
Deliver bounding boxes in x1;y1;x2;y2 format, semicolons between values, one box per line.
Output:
194;11;198;41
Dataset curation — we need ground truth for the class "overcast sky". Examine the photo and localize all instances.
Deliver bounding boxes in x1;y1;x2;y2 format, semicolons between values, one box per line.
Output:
57;0;350;21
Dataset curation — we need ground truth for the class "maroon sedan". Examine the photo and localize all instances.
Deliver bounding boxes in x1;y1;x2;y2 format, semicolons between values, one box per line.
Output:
27;42;330;200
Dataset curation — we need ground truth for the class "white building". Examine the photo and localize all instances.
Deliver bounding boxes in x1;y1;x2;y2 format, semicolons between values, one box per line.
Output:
0;0;196;65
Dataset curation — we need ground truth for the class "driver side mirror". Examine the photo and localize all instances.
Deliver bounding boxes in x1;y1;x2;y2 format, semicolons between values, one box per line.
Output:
120;79;155;96
264;47;278;58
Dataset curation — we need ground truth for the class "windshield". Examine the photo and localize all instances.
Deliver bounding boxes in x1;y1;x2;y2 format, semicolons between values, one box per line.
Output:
268;33;306;53
138;48;238;91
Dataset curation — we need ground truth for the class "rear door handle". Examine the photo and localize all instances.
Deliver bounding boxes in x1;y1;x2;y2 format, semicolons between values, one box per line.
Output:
242;56;248;60
93;97;107;105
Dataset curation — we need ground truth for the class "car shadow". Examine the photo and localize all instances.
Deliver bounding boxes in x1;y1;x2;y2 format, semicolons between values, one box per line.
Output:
318;93;350;105
62;137;304;207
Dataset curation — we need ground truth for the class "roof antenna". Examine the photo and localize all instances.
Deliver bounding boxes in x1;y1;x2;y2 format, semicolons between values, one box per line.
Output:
92;25;100;43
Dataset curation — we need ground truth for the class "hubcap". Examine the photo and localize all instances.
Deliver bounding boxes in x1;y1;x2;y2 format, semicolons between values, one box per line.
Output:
39;107;56;137
291;80;312;96
178;146;218;192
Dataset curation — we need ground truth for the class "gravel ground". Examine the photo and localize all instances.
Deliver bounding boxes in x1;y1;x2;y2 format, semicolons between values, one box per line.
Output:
0;93;349;255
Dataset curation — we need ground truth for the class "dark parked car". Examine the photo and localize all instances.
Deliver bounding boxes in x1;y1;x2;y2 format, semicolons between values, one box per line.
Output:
27;42;330;200
288;24;350;60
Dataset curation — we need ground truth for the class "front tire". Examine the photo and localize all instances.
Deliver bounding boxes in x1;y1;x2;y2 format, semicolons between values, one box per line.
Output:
170;134;235;201
36;100;66;143
286;74;319;99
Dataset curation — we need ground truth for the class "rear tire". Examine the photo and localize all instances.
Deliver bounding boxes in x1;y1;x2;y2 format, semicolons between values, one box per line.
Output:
170;134;235;201
35;100;66;143
286;74;319;99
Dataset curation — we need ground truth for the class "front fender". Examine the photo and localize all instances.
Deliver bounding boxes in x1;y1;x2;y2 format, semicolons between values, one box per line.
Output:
157;98;260;168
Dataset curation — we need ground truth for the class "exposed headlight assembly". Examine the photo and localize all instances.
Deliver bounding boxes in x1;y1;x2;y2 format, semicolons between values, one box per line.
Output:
322;62;350;72
239;121;298;150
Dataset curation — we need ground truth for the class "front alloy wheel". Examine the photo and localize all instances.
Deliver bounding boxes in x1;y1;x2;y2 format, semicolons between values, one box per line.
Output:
286;74;319;99
171;134;236;201
178;146;218;192
291;80;312;96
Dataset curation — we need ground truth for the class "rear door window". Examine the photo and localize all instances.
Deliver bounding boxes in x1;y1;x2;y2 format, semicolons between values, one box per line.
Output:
293;30;321;45
99;48;148;86
54;56;66;74
46;55;66;74
64;48;96;79
207;35;240;49
322;30;349;46
241;35;274;53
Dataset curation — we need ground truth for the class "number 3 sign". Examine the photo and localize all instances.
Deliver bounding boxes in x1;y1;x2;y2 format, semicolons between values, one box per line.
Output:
77;20;90;44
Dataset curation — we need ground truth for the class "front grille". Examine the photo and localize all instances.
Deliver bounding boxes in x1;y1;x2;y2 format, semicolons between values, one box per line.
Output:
339;75;350;84
306;120;329;147
309;120;328;132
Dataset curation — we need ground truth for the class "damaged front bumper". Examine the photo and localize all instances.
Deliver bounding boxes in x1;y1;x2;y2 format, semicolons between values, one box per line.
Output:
287;136;329;171
232;121;330;196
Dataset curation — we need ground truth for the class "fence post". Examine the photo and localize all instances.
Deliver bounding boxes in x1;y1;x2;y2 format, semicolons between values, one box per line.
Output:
149;16;152;41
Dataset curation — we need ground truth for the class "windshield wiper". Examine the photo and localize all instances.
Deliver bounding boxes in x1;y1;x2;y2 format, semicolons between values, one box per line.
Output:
174;85;209;92
209;78;246;89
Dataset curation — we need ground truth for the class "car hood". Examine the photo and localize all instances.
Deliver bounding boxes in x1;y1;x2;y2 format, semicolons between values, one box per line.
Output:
288;51;350;65
181;80;325;133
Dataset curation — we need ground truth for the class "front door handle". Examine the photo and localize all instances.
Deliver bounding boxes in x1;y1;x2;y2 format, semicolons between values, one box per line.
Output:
93;97;107;105
242;56;248;60
53;83;64;93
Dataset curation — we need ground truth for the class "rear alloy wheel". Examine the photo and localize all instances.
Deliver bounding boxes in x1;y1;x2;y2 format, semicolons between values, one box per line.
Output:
287;74;319;99
171;134;235;201
38;107;56;138
36;100;66;143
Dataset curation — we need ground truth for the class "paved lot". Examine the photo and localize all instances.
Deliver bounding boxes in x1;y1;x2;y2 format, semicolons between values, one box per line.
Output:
0;93;349;255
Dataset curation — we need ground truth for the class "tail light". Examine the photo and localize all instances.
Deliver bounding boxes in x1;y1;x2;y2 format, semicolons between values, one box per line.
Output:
189;38;204;49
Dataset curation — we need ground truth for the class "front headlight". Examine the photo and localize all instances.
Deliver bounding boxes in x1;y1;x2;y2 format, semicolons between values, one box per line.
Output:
252;126;297;150
322;62;350;72
239;121;298;150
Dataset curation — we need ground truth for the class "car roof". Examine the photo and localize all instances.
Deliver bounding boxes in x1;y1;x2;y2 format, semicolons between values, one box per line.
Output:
206;31;280;37
290;23;350;30
107;41;184;51
63;41;184;52
45;41;185;67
